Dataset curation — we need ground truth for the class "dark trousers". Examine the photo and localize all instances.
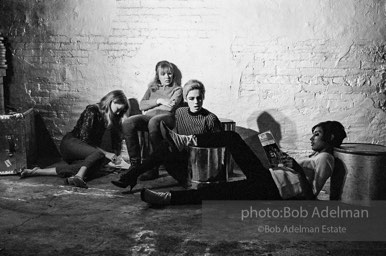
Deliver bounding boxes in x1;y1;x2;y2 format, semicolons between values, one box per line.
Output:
56;131;112;178
170;131;281;204
137;141;190;186
122;113;175;162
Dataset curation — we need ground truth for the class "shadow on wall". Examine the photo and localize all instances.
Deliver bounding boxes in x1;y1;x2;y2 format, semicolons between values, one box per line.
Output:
170;62;186;107
235;111;286;169
236;110;298;168
249;110;298;151
126;98;141;116
171;62;182;87
256;111;282;147
34;112;61;168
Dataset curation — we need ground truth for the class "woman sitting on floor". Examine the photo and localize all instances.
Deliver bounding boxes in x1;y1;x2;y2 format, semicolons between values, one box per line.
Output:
121;60;183;181
140;120;347;205
111;79;222;189
20;90;129;189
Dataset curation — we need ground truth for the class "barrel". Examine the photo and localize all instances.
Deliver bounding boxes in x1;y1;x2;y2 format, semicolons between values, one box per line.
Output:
188;146;228;183
332;143;386;206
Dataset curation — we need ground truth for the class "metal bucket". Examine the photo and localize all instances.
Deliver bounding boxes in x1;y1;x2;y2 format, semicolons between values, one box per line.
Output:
188;146;228;183
332;143;386;206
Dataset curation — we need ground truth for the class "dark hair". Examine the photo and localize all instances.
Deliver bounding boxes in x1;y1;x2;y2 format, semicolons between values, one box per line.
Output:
148;60;178;91
312;121;347;148
183;79;206;100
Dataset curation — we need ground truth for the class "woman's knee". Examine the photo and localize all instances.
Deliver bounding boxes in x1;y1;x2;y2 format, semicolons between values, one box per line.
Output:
83;150;105;168
148;117;163;132
122;115;143;133
60;137;101;162
148;115;174;132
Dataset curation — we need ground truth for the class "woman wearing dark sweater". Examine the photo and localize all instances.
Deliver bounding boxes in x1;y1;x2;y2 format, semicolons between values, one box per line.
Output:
121;60;183;180
20;90;129;188
111;79;222;189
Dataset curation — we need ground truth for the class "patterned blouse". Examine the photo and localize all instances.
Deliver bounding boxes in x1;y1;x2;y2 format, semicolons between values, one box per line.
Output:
70;104;108;147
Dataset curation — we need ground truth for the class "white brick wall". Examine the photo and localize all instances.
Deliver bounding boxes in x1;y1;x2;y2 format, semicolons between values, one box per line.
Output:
0;0;385;156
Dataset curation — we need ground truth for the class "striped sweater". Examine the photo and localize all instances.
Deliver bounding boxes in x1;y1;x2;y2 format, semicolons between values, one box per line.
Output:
175;107;222;135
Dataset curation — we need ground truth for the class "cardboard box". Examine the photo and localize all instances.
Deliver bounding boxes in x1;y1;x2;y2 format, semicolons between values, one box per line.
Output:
0;108;37;175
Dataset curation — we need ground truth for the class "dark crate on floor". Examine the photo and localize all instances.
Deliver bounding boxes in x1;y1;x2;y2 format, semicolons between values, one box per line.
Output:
0;108;37;174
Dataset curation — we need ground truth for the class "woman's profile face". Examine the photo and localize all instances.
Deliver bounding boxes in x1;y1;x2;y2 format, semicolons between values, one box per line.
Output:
186;89;204;113
310;126;329;152
110;101;126;117
158;67;173;86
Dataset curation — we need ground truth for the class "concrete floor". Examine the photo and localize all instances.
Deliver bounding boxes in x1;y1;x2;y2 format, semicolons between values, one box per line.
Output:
1;168;386;256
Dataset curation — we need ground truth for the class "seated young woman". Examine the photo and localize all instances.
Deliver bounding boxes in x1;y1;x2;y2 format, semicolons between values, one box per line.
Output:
20;90;129;189
111;79;222;189
140;120;347;205
121;60;183;181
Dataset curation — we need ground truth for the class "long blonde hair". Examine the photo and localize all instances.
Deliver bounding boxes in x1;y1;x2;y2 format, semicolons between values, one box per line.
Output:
98;90;129;127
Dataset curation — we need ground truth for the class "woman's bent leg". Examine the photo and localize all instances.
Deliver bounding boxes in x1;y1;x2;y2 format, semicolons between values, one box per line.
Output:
122;114;151;163
148;114;175;150
59;134;105;178
140;114;175;180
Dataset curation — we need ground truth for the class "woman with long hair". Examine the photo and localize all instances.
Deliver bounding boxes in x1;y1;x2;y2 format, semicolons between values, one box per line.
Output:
20;90;129;188
121;60;183;180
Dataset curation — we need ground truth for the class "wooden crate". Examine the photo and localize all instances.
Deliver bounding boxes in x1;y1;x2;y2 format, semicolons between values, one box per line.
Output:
0;108;37;174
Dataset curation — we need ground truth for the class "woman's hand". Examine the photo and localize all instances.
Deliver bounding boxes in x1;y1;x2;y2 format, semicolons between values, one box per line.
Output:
105;152;122;165
97;147;122;165
157;98;176;107
281;156;294;168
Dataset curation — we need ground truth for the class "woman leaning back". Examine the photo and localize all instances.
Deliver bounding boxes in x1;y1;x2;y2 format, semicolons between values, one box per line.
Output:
140;120;347;205
20;90;129;189
121;60;183;180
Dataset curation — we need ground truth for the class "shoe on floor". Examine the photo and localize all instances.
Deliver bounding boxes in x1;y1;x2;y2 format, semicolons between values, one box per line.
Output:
19;167;39;179
140;188;171;206
66;175;88;189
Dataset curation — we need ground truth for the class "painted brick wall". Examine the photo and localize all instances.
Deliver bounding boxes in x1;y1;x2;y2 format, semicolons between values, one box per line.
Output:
0;0;385;156
0;69;5;114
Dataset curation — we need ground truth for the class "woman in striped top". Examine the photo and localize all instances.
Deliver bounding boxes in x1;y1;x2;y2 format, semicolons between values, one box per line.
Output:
174;80;221;135
111;79;222;189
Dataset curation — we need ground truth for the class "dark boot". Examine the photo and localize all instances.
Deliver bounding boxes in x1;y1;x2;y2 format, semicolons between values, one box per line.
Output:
141;188;171;206
111;157;160;189
111;165;142;191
